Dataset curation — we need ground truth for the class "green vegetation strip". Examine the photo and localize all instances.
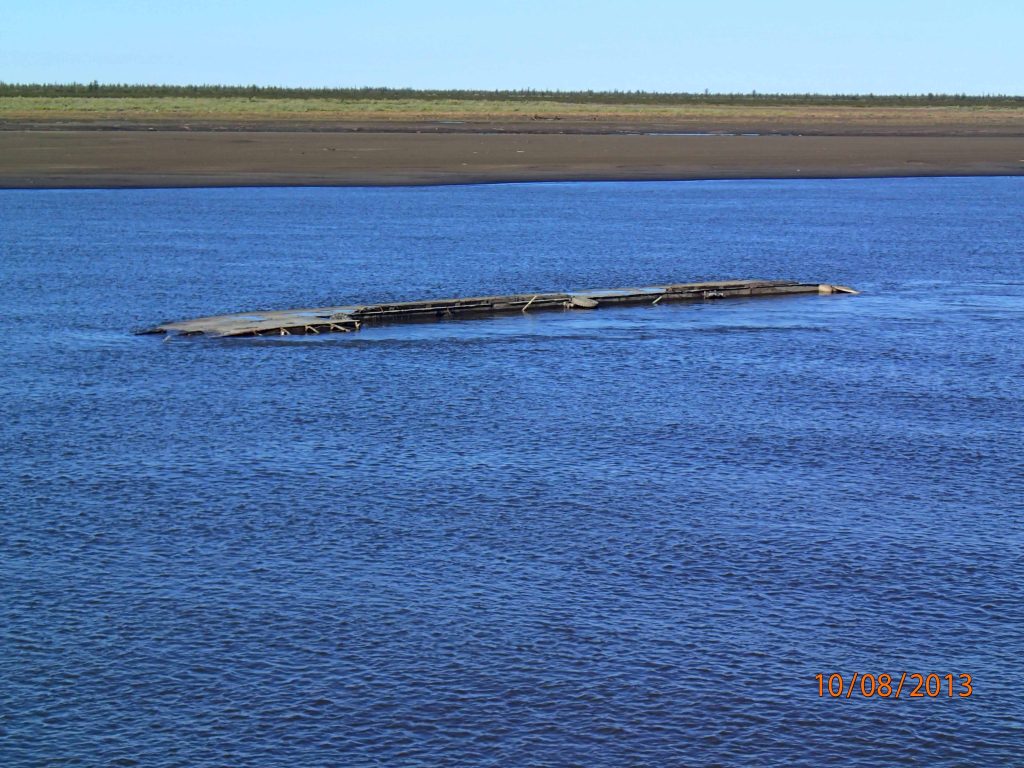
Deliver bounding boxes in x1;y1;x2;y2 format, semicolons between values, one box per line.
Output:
3;83;1022;108
4;97;1022;126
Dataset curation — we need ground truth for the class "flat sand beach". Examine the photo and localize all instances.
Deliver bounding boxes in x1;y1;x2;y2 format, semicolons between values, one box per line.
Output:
2;122;1023;188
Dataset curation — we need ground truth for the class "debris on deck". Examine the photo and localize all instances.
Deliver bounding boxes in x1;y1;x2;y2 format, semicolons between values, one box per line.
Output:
139;279;859;338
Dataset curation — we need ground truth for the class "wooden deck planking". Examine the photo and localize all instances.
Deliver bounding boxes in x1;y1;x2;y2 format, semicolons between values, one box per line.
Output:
140;280;858;338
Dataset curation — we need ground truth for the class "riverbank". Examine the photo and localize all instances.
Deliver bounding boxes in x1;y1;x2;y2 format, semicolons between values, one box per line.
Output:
1;129;1022;188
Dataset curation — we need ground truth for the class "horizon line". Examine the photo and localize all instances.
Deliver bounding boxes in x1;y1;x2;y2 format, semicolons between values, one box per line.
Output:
3;83;1023;102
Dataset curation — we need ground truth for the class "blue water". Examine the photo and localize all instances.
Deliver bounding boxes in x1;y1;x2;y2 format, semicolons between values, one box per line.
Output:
2;178;1022;766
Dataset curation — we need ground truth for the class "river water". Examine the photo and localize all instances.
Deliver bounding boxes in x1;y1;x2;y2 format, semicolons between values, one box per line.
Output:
2;178;1022;766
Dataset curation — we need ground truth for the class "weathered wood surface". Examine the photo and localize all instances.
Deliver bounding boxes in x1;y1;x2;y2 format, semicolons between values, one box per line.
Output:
140;279;858;338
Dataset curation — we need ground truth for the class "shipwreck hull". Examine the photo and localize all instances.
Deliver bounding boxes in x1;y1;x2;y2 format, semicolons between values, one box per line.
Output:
140;279;858;338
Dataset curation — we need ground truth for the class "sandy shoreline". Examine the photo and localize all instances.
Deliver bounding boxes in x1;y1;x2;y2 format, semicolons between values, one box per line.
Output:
2;129;1023;188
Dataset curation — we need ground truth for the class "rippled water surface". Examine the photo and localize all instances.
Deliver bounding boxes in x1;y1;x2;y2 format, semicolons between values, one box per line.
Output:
2;179;1022;766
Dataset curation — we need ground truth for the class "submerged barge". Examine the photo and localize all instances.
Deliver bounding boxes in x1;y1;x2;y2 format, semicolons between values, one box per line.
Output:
140;279;858;338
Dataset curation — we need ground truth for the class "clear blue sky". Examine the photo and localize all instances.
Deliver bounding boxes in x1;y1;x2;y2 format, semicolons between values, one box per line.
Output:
2;0;1021;94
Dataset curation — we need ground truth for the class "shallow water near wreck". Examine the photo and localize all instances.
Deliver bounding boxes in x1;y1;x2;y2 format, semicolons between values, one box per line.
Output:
2;178;1022;766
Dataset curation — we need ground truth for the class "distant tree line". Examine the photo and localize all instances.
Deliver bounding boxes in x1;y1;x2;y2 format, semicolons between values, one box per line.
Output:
1;82;1021;107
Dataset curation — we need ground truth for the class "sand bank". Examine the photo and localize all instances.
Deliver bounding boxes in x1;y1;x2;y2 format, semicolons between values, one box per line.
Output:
1;130;1022;188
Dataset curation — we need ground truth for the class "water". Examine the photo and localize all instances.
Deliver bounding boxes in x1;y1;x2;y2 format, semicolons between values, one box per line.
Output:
2;178;1022;766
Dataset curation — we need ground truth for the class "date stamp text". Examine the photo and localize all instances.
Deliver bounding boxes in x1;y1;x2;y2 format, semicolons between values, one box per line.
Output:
815;673;973;699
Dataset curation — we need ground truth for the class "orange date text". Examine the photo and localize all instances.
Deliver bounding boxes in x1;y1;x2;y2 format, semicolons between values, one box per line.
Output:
815;673;973;699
